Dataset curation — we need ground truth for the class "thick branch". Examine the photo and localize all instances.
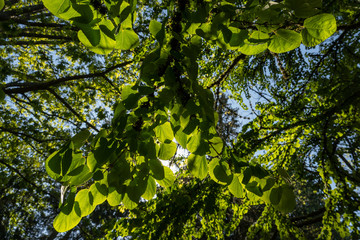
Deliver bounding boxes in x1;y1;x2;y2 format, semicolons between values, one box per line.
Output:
3;33;72;40
0;4;45;20
11;19;75;29
291;207;325;223
0;40;70;45
0;126;66;143
207;54;247;89
3;61;133;94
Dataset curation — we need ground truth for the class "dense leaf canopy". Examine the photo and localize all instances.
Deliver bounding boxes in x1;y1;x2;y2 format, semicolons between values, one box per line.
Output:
1;0;360;239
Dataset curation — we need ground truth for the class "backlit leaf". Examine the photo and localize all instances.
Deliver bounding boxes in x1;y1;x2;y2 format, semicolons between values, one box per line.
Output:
116;29;139;50
187;154;208;180
268;29;302;53
158;142;177;160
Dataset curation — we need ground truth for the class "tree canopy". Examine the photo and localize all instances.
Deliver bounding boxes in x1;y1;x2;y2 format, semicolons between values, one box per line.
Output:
1;0;360;239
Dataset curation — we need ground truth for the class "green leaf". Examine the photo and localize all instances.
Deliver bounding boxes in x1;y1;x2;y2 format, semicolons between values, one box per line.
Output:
196;23;218;41
77;27;100;46
158;142;177;160
72;129;90;149
187;154;208;180
250;165;269;179
67;165;92;186
126;176;147;202
304;14;337;39
46;143;86;182
241;167;252;185
116;29;139;50
149;158;165;180
228;28;248;47
142;176;156;200
78;29;115;54
122;193;138;210
156;166;175;188
268;29;302;53
208;136;223;157
208;158;232;185
61;149;75;176
183;119;199;135
239;31;269;55
87;138;116;172
43;0;71;18
121;85;137;101
301;14;337;47
0;0;4;11
75;189;95;217
89;182;108;205
285;0;321;18
187;130;204;153
259;177;276;192
53;192;81;232
69;2;93;24
107;160;131;191
270;186;282;205
107;187;124;206
149;20;165;44
154;122;174;143
275;185;296;213
228;175;244;198
174;128;188;149
301;29;324;47
246;181;263;196
46;149;62;180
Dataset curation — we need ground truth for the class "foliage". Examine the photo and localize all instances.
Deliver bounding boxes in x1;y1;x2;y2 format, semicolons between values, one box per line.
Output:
1;0;360;239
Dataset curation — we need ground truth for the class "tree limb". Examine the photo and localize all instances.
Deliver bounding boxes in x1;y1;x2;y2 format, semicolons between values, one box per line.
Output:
0;126;66;143
3;61;133;94
0;40;70;45
47;88;100;132
3;33;72;40
207;54;247;89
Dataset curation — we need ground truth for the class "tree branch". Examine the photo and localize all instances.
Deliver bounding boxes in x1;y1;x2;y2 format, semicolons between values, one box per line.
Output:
0;40;70;45
3;61;133;94
0;158;58;200
207;54;246;89
0;126;66;143
0;4;45;20
47;88;100;132
11;19;75;29
3;33;72;40
271;52;289;79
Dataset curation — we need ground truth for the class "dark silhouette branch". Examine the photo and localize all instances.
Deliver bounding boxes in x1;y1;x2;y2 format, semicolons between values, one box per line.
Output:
0;126;66;143
3;61;133;94
207;54;247;89
291;207;325;223
0;4;45;20
271;52;289;79
0;40;70;45
0;158;40;189
0;158;59;200
47;88;100;132
11;19;75;29
3;33;72;40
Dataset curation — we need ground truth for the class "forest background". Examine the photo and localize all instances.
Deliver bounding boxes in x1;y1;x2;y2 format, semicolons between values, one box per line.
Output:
1;0;360;239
